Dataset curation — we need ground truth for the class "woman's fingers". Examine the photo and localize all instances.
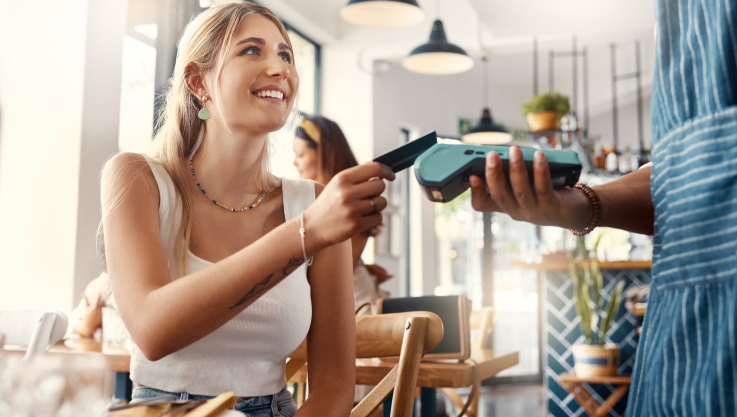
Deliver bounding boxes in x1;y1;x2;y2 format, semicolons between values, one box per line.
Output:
532;151;554;205
350;177;386;200
353;196;387;216
358;213;383;232
469;176;499;212
340;162;395;184
485;152;519;213
508;146;536;211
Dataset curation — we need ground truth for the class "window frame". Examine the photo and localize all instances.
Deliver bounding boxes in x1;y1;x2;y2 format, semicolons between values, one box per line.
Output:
281;21;321;114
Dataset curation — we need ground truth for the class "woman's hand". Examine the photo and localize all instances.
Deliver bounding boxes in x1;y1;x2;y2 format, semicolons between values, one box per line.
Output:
305;162;395;250
75;293;105;338
469;146;591;230
365;263;393;284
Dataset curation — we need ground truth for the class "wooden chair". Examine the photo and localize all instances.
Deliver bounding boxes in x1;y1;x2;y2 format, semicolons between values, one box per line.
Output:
0;310;68;359
286;311;444;417
469;307;498;351
441;306;498;417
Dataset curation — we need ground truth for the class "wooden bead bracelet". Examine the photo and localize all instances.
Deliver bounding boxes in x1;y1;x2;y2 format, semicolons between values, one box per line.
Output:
569;183;602;236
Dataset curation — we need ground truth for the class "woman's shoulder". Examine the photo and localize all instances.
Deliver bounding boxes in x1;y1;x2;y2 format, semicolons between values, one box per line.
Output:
102;152;156;182
101;152;161;207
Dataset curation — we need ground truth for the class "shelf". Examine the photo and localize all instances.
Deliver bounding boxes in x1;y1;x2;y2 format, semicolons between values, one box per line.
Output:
510;260;651;271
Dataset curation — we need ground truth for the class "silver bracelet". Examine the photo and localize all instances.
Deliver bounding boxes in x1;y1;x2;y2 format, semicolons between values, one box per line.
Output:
300;211;313;267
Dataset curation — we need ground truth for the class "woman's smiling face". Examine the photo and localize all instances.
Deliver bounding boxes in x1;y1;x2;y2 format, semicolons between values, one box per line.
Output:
207;13;299;135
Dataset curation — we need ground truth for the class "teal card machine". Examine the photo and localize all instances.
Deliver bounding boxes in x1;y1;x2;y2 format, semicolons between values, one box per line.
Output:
413;142;582;203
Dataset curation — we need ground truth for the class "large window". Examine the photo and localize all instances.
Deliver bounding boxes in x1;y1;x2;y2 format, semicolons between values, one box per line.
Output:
432;138;542;384
118;24;157;154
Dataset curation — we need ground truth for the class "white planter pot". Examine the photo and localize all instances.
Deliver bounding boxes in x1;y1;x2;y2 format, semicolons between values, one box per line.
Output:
571;343;620;377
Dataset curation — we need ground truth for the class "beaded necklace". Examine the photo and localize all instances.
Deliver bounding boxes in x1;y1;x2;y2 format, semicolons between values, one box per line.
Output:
189;155;266;212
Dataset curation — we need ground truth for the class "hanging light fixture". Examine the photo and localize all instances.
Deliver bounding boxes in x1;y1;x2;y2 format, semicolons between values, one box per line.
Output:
462;57;512;144
341;0;425;28
403;18;474;75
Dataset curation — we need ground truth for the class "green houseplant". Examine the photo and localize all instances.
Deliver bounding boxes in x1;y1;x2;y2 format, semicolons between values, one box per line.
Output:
521;92;571;132
568;235;626;377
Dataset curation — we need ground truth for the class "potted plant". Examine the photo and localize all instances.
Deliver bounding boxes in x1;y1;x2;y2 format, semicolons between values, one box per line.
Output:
521;92;571;132
568;235;626;377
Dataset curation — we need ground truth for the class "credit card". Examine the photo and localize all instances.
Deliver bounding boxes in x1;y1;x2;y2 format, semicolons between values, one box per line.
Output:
373;131;438;173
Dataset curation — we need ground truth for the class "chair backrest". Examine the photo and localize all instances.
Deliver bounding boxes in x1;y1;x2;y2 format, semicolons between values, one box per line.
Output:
0;310;68;358
469;307;498;351
286;312;444;417
377;295;470;360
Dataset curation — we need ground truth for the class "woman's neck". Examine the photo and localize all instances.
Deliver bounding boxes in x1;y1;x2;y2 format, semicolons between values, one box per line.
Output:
191;123;270;203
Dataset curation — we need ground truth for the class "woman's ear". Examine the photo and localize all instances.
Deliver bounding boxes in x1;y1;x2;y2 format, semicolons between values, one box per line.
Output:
184;63;208;98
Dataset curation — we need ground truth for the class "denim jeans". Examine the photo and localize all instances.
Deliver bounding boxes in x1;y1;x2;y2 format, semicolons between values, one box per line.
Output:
131;385;298;417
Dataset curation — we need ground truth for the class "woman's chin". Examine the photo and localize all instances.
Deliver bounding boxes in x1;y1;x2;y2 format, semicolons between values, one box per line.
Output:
232;119;288;135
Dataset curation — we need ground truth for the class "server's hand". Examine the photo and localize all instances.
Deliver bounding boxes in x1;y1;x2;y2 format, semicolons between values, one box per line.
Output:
469;146;591;230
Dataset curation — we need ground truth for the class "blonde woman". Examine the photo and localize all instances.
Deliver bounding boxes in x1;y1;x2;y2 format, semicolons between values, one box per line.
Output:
101;4;392;416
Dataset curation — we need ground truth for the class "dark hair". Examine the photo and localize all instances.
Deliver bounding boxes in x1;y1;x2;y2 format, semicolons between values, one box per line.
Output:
295;115;359;184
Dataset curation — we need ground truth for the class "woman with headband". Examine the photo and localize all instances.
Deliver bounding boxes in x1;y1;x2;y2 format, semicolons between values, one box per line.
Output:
293;116;393;315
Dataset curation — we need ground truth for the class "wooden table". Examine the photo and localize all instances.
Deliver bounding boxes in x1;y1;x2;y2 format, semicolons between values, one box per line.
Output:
289;349;519;417
510;260;652;271
558;373;631;417
3;338;133;399
5;341;519;416
4;338;131;372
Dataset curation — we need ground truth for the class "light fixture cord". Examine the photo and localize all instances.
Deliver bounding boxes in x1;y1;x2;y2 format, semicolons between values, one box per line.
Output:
482;56;489;108
435;0;439;19
479;16;489;109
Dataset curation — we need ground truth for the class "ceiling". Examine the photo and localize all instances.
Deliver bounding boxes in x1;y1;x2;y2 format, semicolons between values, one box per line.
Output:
127;0;655;53
469;0;655;39
266;0;655;47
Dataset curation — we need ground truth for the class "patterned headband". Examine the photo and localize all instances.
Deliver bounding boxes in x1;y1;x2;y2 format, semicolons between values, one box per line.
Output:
300;118;321;145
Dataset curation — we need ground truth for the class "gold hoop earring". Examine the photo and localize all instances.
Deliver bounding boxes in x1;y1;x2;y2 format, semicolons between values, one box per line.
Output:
198;96;211;120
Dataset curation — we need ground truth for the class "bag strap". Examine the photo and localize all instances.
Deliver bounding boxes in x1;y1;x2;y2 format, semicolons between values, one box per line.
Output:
355;301;376;316
455;358;480;417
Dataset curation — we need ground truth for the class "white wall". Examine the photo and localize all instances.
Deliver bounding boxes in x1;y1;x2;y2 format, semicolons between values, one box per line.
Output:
73;0;127;306
588;95;653;152
321;45;375;163
373;40;654;148
0;0;125;312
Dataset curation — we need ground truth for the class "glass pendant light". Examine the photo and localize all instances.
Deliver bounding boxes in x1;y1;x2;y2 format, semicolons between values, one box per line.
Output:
402;19;474;75
462;57;512;144
341;0;425;28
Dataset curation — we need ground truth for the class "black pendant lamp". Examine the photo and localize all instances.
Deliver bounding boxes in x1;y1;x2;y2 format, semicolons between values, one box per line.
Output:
403;19;474;75
462;57;512;144
341;0;425;28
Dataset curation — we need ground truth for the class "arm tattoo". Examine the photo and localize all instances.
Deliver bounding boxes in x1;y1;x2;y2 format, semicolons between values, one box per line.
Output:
229;257;304;309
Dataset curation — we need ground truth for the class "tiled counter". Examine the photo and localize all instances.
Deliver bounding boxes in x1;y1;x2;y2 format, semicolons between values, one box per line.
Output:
512;261;652;417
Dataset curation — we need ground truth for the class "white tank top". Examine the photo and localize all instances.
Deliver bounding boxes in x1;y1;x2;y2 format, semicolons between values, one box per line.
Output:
130;154;314;397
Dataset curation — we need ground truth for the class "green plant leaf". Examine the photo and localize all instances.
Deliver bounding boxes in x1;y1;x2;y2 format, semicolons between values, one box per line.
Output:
570;262;592;344
592;257;604;311
580;266;593;343
600;280;626;342
521;92;571;116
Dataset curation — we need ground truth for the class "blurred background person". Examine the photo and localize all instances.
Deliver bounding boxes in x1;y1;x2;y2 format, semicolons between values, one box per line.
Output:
66;271;111;339
293;115;392;315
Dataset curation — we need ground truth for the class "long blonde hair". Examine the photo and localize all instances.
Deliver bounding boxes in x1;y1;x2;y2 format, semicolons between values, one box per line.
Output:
152;3;292;275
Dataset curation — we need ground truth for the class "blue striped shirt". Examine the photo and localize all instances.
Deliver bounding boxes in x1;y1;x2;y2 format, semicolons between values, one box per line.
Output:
629;0;737;415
